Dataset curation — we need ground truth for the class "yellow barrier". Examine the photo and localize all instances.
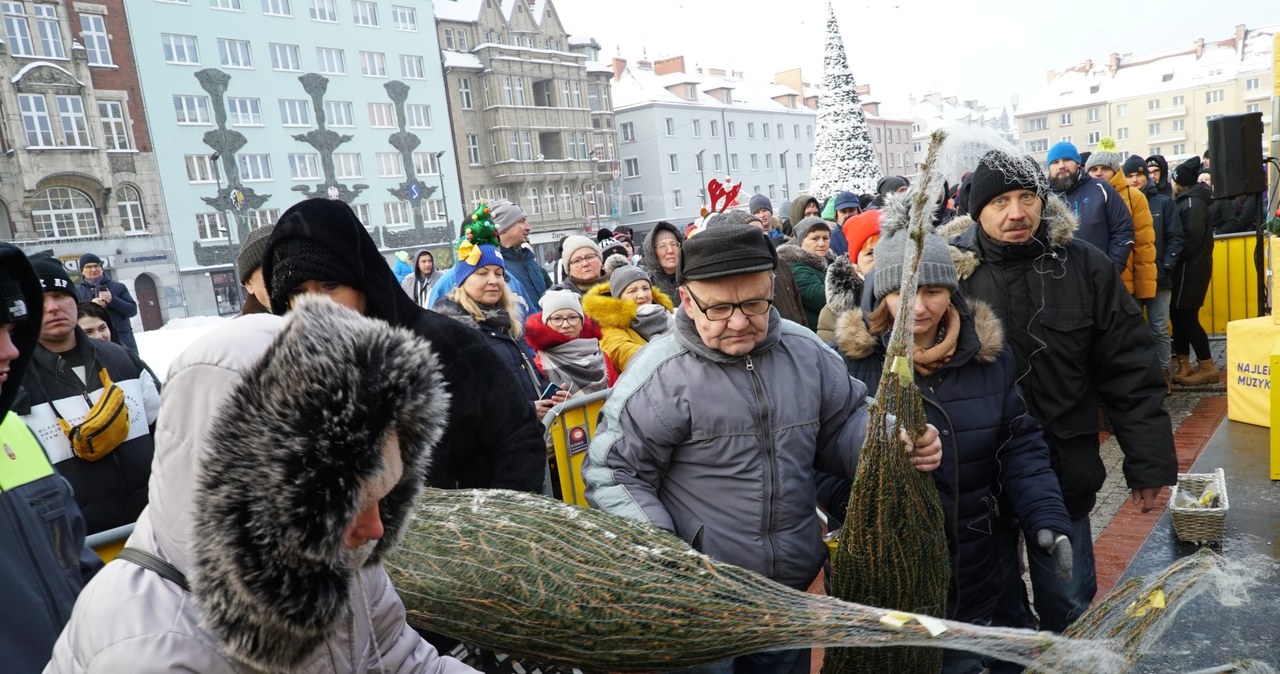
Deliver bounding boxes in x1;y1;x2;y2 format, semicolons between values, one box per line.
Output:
1200;232;1262;335
1272;343;1280;480
542;389;610;507
86;523;133;563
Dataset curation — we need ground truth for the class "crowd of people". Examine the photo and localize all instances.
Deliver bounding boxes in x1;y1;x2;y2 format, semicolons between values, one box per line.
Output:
0;140;1229;674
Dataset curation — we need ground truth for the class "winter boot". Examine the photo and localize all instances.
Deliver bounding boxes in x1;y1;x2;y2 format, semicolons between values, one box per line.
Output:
1180;359;1219;386
1162;368;1172;395
1171;355;1194;384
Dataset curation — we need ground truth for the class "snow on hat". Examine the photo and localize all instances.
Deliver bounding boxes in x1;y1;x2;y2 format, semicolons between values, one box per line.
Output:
793;215;831;243
1045;141;1081;166
1172;156;1202;187
677;225;777;283
488;199;528;234
967;150;1048;220
28;253;77;298
748;193;773;215
539;289;583;323
1084;137;1123;173
1122;155;1148;177
872;215;958;303
834;191;861;211
608;264;651;299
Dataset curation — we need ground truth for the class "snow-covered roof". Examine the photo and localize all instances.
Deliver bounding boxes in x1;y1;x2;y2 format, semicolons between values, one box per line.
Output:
10;61;83;86
585;61;612;75
567;35;596;47
442;51;483;70
1020;24;1278;115
432;0;482;22
613;64;818;115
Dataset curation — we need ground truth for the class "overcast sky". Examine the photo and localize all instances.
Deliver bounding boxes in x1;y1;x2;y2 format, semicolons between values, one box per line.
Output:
551;0;1277;114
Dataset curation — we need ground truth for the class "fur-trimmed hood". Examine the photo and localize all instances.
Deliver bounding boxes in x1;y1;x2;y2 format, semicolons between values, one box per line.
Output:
938;192;1079;281
581;281;675;331
823;254;864;316
833;296;1005;367
523;312;605;351
776;243;828;273
188;296;450;671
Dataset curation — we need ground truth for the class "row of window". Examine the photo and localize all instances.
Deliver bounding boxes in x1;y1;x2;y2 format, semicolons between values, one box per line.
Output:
17;93;131;150
638;119;815;143
162;35;428;79
184;150;441;183
625;150;814;178
2;2;114;66
162;0;418;31
194;198;440;242
172;95;431;129
520;185;581;217
622;180;810;216
28;185;147;239
479;28;563;52
480;130;613;166
1022;87;1248;133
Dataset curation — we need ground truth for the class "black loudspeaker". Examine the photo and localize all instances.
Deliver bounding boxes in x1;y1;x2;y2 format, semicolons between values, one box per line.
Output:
1206;112;1266;199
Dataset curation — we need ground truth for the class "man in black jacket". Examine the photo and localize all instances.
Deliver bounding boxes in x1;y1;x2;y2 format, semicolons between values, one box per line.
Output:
262;198;547;493
74;253;139;353
943;150;1177;635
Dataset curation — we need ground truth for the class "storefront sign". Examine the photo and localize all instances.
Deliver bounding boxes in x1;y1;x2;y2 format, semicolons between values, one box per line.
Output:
115;251;172;268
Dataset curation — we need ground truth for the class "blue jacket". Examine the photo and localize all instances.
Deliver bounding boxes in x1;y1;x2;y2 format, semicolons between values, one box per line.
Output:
1054;172;1134;269
832;294;1071;623
392;257;413;284
1141;181;1184;289
75;277;138;352
501;245;550;311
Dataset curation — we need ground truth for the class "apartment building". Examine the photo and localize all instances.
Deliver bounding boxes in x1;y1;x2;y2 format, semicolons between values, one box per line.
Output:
1;0;180;329
1017;24;1276;165
124;0;459;316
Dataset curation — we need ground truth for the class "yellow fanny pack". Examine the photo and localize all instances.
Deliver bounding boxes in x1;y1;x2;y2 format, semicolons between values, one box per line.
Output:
56;369;131;462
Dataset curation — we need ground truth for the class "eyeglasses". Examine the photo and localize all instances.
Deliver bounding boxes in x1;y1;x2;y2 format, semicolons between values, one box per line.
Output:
546;315;583;327
655;241;680;252
569;254;600;267
684;286;772;322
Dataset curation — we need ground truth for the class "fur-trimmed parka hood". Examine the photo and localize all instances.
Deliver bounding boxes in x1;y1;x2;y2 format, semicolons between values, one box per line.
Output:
833;295;1005;368
776;243;828;273
581;281;675;331
188;296;450;671
938;192;1079;281
823;254;864;317
523;312;605;351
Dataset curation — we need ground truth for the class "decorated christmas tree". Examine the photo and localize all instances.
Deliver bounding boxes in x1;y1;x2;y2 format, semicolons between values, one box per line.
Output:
810;2;883;197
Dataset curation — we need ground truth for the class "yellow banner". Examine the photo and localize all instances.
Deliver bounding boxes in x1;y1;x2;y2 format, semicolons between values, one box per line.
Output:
1226;317;1280;427
1274;32;1280;96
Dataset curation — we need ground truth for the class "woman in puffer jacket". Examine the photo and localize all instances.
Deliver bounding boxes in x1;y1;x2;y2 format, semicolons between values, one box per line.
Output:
523;289;617;396
581;265;674;372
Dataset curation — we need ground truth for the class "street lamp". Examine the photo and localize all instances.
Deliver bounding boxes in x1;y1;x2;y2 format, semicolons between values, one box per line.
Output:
780;149;791;201
434;150;449;229
696;149;707;205
209;151;233;252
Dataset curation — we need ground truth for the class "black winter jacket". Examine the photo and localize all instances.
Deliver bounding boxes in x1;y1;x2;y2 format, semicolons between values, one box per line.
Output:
262;198;547;492
431;298;548;402
835;293;1071;623
1172;184;1214;310
74;277;139;353
1141;181;1184;289
944;196;1177;517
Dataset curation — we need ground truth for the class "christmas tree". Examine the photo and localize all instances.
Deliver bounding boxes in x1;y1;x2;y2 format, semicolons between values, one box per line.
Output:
810;2;883;198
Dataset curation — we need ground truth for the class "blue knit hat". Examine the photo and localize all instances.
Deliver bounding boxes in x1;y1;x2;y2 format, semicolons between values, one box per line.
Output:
452;244;505;284
1045;141;1080;166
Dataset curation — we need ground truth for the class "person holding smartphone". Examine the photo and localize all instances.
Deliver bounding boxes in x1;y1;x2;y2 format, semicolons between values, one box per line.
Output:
74;253;139;353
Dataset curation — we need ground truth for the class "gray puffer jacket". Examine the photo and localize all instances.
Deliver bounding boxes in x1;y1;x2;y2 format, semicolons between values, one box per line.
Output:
583;308;870;590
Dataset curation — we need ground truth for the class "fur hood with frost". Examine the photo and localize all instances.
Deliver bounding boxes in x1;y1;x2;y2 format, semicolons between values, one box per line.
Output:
776;243;828;273
936;192;1079;281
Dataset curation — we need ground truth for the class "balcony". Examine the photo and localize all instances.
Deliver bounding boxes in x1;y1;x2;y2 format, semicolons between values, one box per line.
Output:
1146;106;1187;121
1148;131;1188;144
490;158;592;181
482;106;592;132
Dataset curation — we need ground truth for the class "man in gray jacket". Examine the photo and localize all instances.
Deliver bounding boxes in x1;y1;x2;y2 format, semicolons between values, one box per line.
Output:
583;224;941;674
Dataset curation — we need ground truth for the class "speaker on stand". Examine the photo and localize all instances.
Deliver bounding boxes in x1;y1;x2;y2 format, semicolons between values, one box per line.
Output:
1207;112;1268;315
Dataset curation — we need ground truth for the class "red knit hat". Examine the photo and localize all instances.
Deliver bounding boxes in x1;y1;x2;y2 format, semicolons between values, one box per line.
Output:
842;210;881;257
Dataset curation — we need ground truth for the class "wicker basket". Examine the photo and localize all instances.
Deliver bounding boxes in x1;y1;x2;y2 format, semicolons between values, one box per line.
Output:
1169;468;1228;544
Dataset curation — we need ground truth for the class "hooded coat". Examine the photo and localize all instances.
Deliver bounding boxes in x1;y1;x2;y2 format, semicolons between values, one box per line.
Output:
581;282;675;372
1108;172;1157;299
1172;183;1215;310
1140;180;1184;289
400;249;441;308
46;299;474;674
502;243;552;311
639;221;683;300
1146;155;1173;199
834;294;1071;624
776;244;827;330
262;199;547;492
944;195;1176;517
788;193;821;230
0;243;101;674
522;314;618;394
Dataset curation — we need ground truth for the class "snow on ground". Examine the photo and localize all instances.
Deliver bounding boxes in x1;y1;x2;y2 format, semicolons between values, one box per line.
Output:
135;315;230;382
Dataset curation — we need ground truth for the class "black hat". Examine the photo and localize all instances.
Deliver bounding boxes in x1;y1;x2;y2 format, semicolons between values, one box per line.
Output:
267;237;362;313
27;254;77;298
967;150;1047;220
0;259;30;325
79;252;103;269
677;225;777;284
1172;156;1202;187
1121;155;1148;177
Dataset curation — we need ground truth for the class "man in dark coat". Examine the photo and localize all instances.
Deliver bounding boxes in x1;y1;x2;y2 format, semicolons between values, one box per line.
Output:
262;198;547;493
491;199;550;311
1045;142;1134;270
1124;156;1183;387
74;253;139;352
0;243;102;674
1169;157;1217;385
943;149;1176;634
1145;155;1173;198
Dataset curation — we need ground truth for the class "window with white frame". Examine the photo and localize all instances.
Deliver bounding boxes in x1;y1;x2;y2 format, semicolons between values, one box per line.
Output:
174;95;212;124
713;153;722;171
691;119;701;137
501;76;514;105
262;0;291;16
1246;77;1260;91
1059;112;1072;126
98;101;130;150
218;38;253;68
116;185;145;233
1172;119;1185;132
561;186;572;212
360;51;385;77
508;131;522;160
18;93;53;146
543;188;556;214
245;208;279;230
768;184;775;199
1246;103;1261;113
624;157;639;177
1087;130;1101;145
527;188;540;215
309;0;336;21
400;54;424;79
747;122;755;139
466;134;480;164
33;187;99;239
227;97;262;125
412;151;439;175
288;153;319;179
795;153;801;169
368;102;393;127
238;154;272;180
212;0;242;9
1148;122;1160;135
806;125;813;139
2;2;34;56
1025;138;1048;153
56;96;92;147
195;212;226;240
730;154;739;171
668;153;678;172
1148;146;1161;156
391;4;415;30
443;27;454;50
1172;143;1186;155
33;4;63;58
627;193;643;214
620;122;634;142
185;154;216;182
376;152;402;177
1117;127;1129;140
750;154;758;170
316;47;344;74
575;131;587;160
325;100;354;126
1058;135;1071;145
162;33;200;64
1205;89;1224;104
1148;98;1161;110
278;98;310;126
348;202;369;226
520;131;532;160
710;120;719;137
456;30;468;51
458;78;473;109
1116;104;1128;117
1087;107;1100;123
269;43;300;71
422;199;445;221
333;152;362;178
762;123;770;139
384;201;410;226
1024;117;1047;132
80;14;113;65
1172;95;1185;106
664;118;674;136
406;103;431;128
765;153;772;169
727;121;735;138
351;0;376;25
673;189;683;209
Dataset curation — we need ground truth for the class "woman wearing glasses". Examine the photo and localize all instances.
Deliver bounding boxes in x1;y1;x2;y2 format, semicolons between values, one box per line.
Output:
583;265;674;372
638;221;683;300
551;236;605;296
523;289;617;396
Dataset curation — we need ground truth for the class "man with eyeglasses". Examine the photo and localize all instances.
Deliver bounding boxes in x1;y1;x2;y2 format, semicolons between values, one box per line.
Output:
583;224;942;674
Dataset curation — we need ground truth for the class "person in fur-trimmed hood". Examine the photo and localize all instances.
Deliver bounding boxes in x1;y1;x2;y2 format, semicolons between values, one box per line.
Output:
941;149;1176;636
46;297;476;674
833;218;1070;672
639;221;684;300
582;264;674;372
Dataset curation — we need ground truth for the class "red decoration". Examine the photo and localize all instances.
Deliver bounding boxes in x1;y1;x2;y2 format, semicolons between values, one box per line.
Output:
706;179;743;214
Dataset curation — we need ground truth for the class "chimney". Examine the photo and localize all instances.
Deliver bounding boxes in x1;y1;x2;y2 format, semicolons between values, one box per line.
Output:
1107;52;1119;74
1235;23;1247;45
1046;69;1057;83
1193;37;1205;59
636;59;653;71
654;55;686;76
612;57;627;80
1083;58;1093;71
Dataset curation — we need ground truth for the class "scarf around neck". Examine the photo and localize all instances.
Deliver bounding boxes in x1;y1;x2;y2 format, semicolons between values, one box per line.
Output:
632;303;672;342
540;338;609;395
476;304;513;333
914;305;960;376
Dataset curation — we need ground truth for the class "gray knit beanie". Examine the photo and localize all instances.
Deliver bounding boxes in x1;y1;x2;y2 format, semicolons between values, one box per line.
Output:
236;224;275;283
705;209;761;230
792;216;830;243
488;199;528;234
872;227;958;302
608;264;651;299
1085;150;1123;174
